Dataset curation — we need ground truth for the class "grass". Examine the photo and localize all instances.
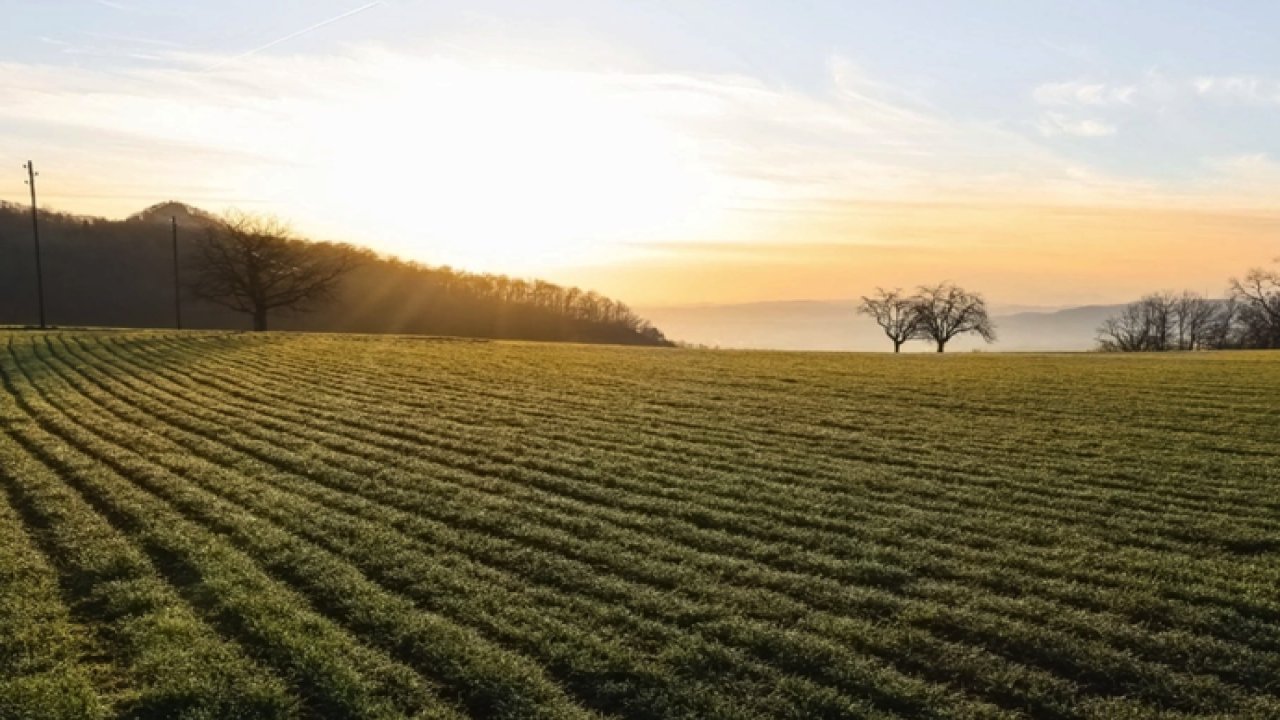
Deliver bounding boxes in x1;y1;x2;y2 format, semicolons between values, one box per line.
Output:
0;329;1278;719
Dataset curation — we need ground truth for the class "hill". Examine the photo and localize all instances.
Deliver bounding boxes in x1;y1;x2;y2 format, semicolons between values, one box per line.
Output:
638;299;1126;351
125;200;220;227
2;330;1278;718
0;202;668;346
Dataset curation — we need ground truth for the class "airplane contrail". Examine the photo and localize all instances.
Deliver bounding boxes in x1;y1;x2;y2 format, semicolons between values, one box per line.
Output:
203;1;384;72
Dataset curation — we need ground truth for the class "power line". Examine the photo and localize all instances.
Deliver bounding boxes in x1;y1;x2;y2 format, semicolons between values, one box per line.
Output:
23;161;47;329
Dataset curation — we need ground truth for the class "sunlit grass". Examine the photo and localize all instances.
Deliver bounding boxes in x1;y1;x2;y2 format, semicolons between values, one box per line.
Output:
1;330;1278;718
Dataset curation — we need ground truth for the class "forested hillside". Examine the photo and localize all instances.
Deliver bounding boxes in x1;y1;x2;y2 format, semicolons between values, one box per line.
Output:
0;202;669;345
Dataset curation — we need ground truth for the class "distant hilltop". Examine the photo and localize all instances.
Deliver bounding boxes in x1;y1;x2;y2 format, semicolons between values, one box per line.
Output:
126;201;219;227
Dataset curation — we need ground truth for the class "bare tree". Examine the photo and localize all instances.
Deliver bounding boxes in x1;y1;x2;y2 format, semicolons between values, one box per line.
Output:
1202;298;1239;350
1229;261;1280;349
191;211;361;331
1097;301;1155;351
1140;292;1175;351
857;288;920;353
911;283;996;352
1171;291;1218;350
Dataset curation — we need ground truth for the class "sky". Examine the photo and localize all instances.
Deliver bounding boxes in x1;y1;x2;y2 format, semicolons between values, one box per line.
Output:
3;0;1280;307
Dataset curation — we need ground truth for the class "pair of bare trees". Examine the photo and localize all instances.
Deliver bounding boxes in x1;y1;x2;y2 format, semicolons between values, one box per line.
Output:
858;283;997;353
1097;260;1280;351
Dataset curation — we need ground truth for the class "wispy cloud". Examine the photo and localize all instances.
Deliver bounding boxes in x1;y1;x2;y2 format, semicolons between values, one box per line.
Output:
92;0;131;11
202;1;384;72
62;48;167;62
1036;71;1280;109
1200;153;1280;200
5;46;1280;265
1036;113;1116;138
8;45;1280;307
1192;75;1280;105
1033;81;1135;107
82;31;182;49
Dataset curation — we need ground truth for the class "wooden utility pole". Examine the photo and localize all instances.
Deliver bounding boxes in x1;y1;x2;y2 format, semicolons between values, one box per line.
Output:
172;216;182;329
23;161;46;329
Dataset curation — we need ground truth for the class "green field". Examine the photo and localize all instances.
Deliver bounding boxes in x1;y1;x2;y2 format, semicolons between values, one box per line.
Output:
1;331;1278;719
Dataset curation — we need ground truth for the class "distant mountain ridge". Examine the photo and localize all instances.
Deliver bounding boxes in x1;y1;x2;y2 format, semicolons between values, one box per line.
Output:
637;300;1129;351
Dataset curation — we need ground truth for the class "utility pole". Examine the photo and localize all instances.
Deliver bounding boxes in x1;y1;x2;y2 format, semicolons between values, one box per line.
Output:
23;161;46;329
171;216;182;329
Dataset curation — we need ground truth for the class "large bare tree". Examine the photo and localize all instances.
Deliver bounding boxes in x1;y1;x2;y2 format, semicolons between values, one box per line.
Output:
1172;290;1219;350
1097;298;1159;352
858;287;920;353
191;211;361;331
1201;298;1239;350
912;282;996;353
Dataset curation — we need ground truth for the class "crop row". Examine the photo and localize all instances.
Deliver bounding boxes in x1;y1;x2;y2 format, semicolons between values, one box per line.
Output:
95;332;1280;658
2;330;1278;719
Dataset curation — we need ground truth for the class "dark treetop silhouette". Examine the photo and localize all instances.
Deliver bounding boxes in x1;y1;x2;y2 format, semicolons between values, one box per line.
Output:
1098;260;1280;351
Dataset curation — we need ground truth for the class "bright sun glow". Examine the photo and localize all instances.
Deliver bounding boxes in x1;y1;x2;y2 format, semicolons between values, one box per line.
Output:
13;20;1280;309
295;57;725;272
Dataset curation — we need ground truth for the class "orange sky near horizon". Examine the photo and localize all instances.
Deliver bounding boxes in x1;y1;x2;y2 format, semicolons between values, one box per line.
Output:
16;173;1280;310
551;202;1280;307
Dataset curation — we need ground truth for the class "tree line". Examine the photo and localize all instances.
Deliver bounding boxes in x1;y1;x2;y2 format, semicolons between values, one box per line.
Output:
0;201;669;346
858;283;996;352
1097;260;1280;351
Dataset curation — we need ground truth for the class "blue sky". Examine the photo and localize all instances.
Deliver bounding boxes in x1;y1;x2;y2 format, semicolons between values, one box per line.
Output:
4;1;1280;304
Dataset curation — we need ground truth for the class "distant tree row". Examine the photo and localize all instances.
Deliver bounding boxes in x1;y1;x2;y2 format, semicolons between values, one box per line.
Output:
1097;260;1280;351
0;201;669;345
858;282;996;352
192;211;661;336
420;266;660;335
